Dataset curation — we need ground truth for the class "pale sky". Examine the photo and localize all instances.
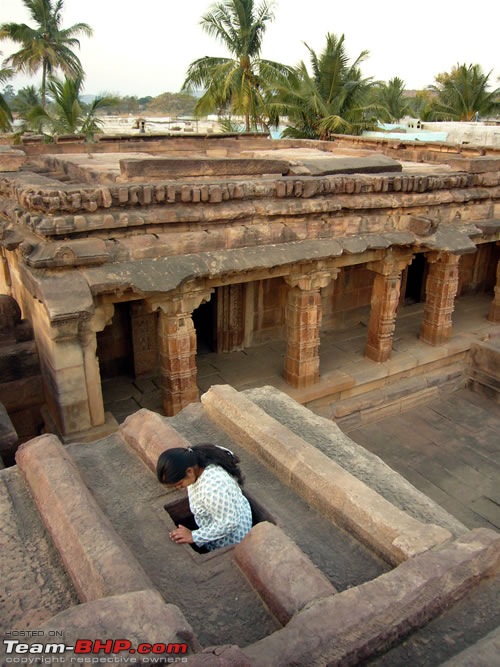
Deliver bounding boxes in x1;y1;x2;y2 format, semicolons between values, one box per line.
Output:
1;0;499;98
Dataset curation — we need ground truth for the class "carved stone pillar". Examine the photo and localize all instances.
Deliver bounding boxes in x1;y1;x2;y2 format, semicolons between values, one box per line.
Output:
419;252;460;346
283;270;336;388
365;252;413;362
488;247;500;323
148;287;213;416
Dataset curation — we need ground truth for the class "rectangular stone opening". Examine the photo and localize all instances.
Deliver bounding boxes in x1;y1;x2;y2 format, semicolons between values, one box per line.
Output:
164;490;276;554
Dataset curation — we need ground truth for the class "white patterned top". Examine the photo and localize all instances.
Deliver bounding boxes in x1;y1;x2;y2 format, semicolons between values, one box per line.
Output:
188;464;252;551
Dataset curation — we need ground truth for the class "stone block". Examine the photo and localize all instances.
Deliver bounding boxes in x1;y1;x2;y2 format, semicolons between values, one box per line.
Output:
119;157;289;178
0;147;26;171
234;522;336;625
120;408;191;473
28;590;201;659
16;434;153;601
187;645;253;666
243;529;500;667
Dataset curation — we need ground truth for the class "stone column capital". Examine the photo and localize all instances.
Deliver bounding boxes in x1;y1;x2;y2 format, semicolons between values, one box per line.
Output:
146;286;213;316
367;250;414;277
424;251;461;266
285;269;339;291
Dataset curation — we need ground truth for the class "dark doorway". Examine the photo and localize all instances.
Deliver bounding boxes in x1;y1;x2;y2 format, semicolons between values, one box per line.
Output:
96;302;134;378
405;253;426;304
193;297;217;354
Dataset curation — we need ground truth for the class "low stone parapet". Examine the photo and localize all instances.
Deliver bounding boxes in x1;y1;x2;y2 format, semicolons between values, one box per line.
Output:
466;340;500;403
242;528;500;666
234;521;337;625
15;434;153;602
201;385;452;564
120;407;190;473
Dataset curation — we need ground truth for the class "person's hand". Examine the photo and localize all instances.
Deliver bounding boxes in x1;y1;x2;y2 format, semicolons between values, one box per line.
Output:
169;524;193;544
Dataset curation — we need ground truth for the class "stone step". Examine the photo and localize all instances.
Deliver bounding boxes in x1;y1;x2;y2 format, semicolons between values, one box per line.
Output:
329;362;466;430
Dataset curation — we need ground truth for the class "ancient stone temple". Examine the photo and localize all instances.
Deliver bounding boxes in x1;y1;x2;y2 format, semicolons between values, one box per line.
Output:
0;134;499;442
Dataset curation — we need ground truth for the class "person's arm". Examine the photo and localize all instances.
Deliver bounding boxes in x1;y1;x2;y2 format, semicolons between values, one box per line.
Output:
191;478;241;546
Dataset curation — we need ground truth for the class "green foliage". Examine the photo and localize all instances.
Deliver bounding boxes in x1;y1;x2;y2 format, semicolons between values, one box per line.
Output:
0;60;14;131
273;33;375;139
428;63;500;121
145;92;197;116
368;77;411;123
24;75;116;139
0;0;92;107
182;0;292;131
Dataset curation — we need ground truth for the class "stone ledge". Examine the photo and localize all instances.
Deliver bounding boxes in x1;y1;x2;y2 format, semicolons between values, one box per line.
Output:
15;434;153;602
120;407;191;474
242;528;500;667
201;385;452;564
234;521;337;625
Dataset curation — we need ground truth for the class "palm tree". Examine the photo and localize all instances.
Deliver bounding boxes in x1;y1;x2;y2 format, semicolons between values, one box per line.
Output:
0;0;92;108
428;63;500;121
370;77;411;123
182;0;291;132
273;33;375;139
28;75;115;140
0;60;14;131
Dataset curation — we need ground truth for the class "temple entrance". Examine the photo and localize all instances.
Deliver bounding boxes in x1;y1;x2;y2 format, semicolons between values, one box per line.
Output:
193;297;217;354
404;253;427;304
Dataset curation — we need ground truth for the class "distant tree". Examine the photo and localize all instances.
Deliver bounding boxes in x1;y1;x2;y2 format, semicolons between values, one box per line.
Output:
182;0;291;131
0;0;93;108
27;75;115;139
369;77;411;123
407;89;436;121
428;63;500;121
146;92;197;116
273;33;374;139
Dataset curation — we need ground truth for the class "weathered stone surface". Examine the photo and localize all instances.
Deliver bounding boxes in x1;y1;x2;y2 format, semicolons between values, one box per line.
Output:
234;521;337;625
243;528;500;667
15;434;153;601
120;407;191;473
0;466;78;629
440;626;500;666
3;589;202;661
0;146;26;171
0;340;40;382
294;154;402;176
26;238;109;268
186;645;254;666
120;157;290;178
466;340;500;402
201;385;452;564
0;402;17;453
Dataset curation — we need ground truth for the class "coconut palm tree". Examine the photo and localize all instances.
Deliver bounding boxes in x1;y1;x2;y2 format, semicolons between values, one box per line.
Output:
182;0;291;132
0;0;92;108
273;33;375;139
428;63;500;121
28;75;115;140
0;61;14;131
370;77;411;123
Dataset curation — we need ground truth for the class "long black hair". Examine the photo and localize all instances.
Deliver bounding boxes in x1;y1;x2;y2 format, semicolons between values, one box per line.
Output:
157;443;244;486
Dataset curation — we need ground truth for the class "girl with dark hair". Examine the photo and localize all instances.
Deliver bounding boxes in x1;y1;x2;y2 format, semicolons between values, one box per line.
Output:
157;443;252;552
